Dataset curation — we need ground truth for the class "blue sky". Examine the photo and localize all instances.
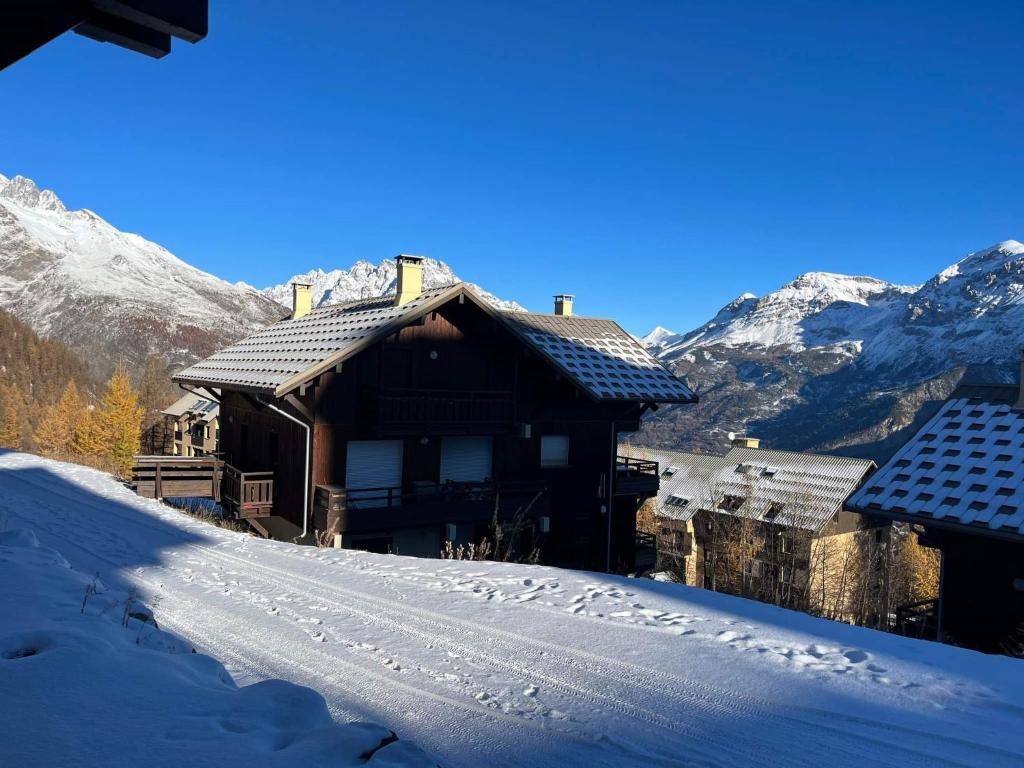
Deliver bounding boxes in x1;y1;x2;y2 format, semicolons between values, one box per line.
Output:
2;1;1022;334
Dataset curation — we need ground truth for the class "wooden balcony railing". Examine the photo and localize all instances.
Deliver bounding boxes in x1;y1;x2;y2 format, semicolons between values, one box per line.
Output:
377;388;513;428
346;480;539;510
614;456;660;496
894;597;940;640
130;456;223;500
222;464;274;518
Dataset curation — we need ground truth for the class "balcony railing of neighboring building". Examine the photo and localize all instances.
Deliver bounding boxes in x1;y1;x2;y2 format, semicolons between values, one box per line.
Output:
222;464;274;518
614;456;660;496
376;388;514;429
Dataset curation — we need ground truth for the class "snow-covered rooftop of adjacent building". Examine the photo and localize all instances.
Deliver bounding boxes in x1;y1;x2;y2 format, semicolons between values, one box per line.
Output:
633;445;875;532
1;451;1022;767
175;283;696;403
162;389;219;421
848;384;1024;538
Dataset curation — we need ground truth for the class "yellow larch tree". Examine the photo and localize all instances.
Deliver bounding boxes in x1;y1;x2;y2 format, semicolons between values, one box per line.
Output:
97;364;144;478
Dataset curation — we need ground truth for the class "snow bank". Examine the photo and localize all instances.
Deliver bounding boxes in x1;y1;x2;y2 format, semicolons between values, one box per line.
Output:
1;451;1022;767
0;520;434;768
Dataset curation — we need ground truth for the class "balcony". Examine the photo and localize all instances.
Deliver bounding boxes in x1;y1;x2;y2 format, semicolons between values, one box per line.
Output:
614;456;659;497
130;456;223;500
376;388;513;432
324;480;545;535
222;464;274;518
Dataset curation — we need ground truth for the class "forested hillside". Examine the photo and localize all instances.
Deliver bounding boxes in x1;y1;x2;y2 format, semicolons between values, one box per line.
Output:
0;308;93;448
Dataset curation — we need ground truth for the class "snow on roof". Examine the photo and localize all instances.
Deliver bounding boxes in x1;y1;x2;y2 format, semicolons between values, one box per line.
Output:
501;312;695;403
636;445;874;532
848;385;1024;539
162;390;219;421
175;283;696;404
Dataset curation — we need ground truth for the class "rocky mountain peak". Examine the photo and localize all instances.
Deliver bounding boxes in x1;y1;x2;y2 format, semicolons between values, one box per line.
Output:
0;174;67;212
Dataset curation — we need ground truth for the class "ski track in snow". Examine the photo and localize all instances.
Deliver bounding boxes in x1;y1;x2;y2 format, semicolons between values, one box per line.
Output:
2;453;1023;768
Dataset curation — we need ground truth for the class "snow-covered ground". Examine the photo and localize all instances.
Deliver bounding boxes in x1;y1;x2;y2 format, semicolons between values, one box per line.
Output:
2;452;1022;768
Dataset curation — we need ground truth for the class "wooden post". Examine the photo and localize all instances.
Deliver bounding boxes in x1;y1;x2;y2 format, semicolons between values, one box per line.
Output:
155;462;163;500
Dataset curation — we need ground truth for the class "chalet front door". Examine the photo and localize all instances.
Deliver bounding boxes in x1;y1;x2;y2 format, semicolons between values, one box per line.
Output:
346;440;403;508
440;436;493;483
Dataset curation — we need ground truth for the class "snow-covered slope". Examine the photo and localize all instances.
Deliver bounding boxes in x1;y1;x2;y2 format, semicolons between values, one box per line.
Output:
0;173;285;376
262;258;521;311
0;524;432;767
640;241;1024;457
3;451;1023;768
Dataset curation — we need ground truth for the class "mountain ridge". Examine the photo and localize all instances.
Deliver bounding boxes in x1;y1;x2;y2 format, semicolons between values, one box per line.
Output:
0;173;286;378
637;239;1024;458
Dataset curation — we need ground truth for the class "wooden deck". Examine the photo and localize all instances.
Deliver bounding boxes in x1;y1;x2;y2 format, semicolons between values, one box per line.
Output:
615;456;659;497
131;456;223;500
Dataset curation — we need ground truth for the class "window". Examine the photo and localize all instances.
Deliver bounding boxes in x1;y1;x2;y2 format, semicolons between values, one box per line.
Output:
718;494;745;512
666;494;690;508
540;435;570;467
763;501;785;521
661;466;679;478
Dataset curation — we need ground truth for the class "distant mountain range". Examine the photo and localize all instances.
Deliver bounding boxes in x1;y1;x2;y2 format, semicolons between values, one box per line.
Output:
0;174;283;378
2;172;1020;462
258;260;520;312
0;174;515;379
636;240;1024;460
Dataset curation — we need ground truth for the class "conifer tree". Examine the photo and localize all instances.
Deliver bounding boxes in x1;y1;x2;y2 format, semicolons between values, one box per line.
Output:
138;355;174;427
98;365;144;477
34;380;85;458
0;385;22;449
73;405;106;461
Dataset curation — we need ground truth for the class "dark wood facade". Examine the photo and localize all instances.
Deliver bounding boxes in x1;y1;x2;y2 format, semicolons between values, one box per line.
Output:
216;298;658;571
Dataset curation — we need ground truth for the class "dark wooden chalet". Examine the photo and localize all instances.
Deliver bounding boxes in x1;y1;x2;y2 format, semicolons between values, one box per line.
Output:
849;373;1024;655
173;256;696;572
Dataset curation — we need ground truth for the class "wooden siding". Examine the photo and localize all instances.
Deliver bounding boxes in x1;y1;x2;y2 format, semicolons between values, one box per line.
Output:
226;297;652;571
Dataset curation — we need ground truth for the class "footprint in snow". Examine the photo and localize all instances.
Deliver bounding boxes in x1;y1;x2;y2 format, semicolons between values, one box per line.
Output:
523;685;539;697
308;631;326;643
567;604;584;614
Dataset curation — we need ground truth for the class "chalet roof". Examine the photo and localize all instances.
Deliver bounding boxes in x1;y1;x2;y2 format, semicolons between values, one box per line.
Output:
173;283;696;404
636;445;874;533
848;384;1024;540
162;390;218;422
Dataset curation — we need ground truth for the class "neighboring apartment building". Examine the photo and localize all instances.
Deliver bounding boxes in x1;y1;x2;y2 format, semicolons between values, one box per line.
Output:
162;390;219;457
849;377;1024;654
173;255;696;571
638;443;877;616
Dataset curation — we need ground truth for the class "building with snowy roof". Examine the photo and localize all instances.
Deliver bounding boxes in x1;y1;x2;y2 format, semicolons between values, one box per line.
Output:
173;255;696;571
848;371;1024;653
628;441;877;614
161;389;219;457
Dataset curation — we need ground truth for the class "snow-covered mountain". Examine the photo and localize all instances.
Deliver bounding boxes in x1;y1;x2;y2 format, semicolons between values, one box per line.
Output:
639;241;1024;459
261;258;521;311
0;173;285;377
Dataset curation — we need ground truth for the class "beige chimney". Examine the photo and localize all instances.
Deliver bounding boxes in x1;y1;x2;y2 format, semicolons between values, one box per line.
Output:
291;282;313;320
1016;348;1024;409
395;254;424;306
731;435;760;449
553;294;574;316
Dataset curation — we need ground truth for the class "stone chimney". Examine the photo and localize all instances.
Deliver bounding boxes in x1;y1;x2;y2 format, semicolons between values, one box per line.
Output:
395;254;424;306
553;294;574;317
291;282;313;320
1017;348;1024;409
